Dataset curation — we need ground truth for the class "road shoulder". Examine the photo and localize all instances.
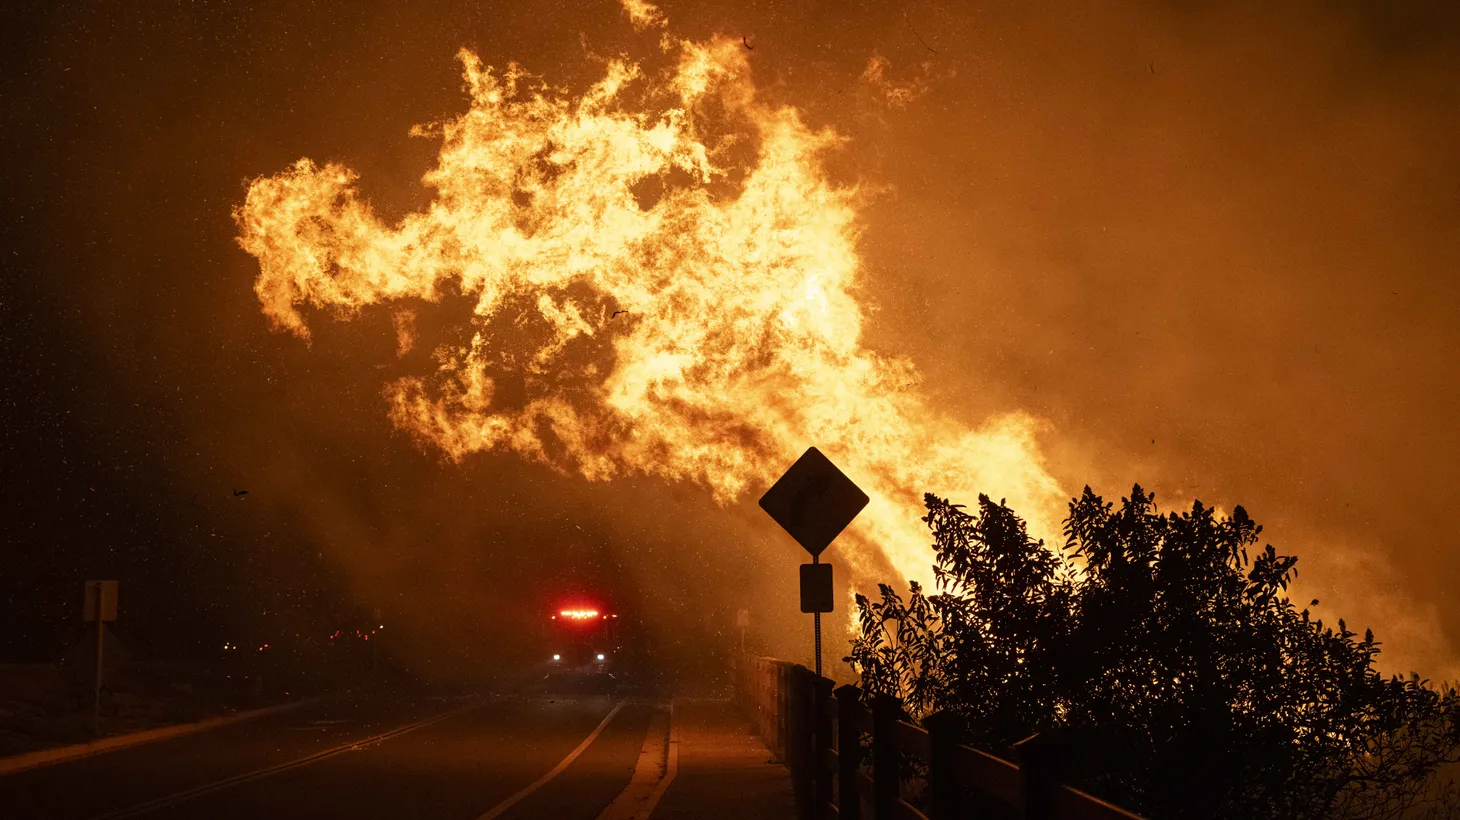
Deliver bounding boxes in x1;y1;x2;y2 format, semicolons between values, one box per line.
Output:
0;698;316;777
596;704;671;820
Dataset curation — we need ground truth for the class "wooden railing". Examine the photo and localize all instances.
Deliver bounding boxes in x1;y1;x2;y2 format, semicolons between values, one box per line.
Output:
734;654;1146;820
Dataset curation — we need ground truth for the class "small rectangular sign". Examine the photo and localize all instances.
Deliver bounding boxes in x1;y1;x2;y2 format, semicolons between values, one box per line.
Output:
84;580;118;623
799;563;833;614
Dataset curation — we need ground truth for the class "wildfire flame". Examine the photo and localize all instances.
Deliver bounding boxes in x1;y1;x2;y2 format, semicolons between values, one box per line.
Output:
234;1;1065;590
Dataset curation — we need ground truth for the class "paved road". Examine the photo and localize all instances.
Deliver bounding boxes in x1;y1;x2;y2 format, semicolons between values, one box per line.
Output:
0;688;660;820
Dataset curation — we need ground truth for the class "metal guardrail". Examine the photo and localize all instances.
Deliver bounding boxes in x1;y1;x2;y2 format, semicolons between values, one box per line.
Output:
734;654;1146;820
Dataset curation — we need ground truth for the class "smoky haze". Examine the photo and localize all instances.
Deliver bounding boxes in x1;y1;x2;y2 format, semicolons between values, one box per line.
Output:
2;1;1457;683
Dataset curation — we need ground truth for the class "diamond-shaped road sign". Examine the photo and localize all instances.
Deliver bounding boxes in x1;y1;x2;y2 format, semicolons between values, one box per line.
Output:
759;447;869;557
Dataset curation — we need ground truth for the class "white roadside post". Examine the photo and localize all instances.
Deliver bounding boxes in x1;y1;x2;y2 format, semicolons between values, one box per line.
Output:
83;580;119;734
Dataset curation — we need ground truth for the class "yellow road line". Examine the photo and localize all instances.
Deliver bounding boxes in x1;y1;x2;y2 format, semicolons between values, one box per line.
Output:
477;701;625;820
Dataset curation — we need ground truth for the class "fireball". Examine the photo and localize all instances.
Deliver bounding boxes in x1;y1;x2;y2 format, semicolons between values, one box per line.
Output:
234;1;1064;589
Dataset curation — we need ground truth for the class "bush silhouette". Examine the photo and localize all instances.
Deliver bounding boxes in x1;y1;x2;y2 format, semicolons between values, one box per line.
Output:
847;486;1460;820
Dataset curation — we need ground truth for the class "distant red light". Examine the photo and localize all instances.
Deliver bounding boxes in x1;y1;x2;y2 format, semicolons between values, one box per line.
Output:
559;609;600;620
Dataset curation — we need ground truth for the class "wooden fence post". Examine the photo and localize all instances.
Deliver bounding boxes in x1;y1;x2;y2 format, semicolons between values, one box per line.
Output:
1012;733;1069;820
872;694;903;818
777;663;789;760
763;660;775;749
754;659;764;741
924;710;960;820
835;684;863;820
788;666;813;820
812;675;836;819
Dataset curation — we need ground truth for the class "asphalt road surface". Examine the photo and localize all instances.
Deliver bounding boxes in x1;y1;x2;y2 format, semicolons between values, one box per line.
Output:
1;687;661;820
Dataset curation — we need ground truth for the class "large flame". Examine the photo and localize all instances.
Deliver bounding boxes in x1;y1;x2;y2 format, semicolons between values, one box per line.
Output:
234;5;1065;588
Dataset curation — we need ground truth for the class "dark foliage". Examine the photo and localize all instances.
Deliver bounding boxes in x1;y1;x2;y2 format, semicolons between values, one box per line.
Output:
847;486;1460;820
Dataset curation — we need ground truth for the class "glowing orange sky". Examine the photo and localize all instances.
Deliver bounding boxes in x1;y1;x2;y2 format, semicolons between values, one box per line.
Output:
5;0;1457;679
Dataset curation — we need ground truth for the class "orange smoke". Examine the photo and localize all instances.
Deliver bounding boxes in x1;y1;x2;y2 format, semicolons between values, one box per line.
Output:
233;2;1065;588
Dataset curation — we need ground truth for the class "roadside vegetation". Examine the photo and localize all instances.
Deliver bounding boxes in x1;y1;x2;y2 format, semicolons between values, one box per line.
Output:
847;486;1460;820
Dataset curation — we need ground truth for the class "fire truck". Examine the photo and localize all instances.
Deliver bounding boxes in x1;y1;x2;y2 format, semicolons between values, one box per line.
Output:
545;607;621;672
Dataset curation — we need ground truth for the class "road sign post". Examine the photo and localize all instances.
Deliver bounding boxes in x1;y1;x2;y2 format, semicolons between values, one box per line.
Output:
800;559;835;678
84;580;118;735
760;447;868;677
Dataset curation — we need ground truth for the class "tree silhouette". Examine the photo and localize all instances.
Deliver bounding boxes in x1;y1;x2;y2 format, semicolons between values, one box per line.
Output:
847;486;1460;820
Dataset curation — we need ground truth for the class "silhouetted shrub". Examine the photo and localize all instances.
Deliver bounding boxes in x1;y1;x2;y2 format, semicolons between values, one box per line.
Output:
847;486;1460;820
